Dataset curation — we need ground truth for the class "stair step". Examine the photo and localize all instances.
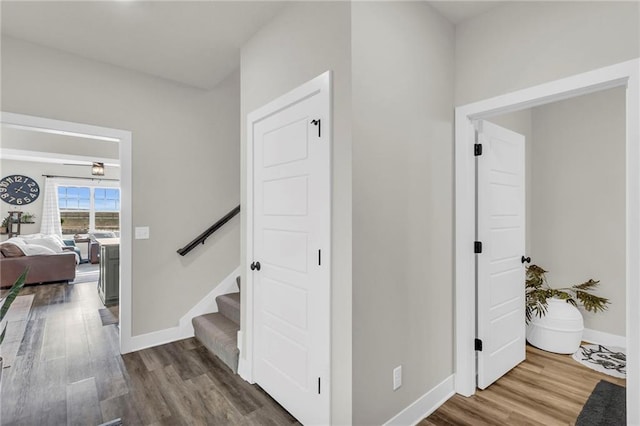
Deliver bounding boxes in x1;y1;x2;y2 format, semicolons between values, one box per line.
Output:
216;292;240;326
192;312;239;373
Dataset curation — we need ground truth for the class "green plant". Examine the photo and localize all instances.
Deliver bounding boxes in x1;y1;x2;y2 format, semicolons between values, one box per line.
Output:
0;269;28;345
1;216;9;228
525;264;609;324
21;212;35;223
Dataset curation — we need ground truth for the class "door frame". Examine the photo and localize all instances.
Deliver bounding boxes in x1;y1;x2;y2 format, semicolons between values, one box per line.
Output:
243;71;332;407
454;59;640;422
0;111;133;354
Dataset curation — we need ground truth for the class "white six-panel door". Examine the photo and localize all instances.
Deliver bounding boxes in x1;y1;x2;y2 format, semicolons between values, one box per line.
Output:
247;72;331;425
476;120;526;389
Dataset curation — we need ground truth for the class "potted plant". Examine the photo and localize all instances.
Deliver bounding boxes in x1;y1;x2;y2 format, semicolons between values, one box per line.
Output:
525;264;609;354
0;216;9;234
0;269;29;382
20;212;35;223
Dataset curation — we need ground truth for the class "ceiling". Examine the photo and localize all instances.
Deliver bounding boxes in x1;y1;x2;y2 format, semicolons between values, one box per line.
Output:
1;1;501;91
1;125;120;166
1;1;287;90
427;1;502;24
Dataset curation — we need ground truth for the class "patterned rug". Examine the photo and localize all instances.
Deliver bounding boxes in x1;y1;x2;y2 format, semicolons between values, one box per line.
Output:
572;344;626;378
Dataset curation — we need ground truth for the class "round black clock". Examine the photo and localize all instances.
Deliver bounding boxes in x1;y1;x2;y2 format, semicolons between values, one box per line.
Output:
0;175;40;205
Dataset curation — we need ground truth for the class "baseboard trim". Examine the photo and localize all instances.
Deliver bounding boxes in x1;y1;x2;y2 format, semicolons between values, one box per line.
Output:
383;374;455;426
237;357;253;383
127;326;183;352
582;328;626;348
126;266;240;353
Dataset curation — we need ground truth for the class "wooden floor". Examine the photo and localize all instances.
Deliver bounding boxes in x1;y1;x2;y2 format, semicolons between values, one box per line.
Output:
0;281;299;426
422;344;626;426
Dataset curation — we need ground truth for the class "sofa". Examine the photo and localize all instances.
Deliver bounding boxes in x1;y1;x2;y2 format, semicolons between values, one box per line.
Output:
1;251;76;288
0;235;77;288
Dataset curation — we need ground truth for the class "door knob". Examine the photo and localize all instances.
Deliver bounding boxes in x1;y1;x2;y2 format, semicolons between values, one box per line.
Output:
250;261;261;271
521;256;531;264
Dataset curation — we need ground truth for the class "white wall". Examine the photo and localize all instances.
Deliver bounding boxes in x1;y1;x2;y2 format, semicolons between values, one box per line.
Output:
1;36;241;335
456;1;640;105
0;159;120;236
240;3;352;423
530;87;626;336
351;2;454;424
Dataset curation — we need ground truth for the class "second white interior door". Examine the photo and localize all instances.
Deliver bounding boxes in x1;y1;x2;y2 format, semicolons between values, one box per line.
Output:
476;120;526;389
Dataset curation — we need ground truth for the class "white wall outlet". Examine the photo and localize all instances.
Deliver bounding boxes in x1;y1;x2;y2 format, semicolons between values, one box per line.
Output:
393;365;402;391
135;226;150;240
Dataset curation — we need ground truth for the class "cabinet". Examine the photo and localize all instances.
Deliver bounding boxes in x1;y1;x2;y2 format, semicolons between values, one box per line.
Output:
97;238;120;306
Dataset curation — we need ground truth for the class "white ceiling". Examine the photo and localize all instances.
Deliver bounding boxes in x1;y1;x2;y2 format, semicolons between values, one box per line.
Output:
1;1;287;90
1;1;502;91
1;125;120;166
427;1;502;25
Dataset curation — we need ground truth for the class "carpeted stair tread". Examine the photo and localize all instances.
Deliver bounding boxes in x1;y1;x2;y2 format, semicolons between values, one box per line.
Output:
216;292;240;326
192;312;239;373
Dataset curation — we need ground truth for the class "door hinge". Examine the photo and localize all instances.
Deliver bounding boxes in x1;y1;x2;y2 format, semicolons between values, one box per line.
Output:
474;143;483;156
475;338;483;351
474;241;482;254
318;377;321;394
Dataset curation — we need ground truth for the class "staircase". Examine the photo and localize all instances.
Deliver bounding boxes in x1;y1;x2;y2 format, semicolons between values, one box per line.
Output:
192;277;240;373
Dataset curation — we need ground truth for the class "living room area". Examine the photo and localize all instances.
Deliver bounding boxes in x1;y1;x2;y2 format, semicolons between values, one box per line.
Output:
0;123;121;328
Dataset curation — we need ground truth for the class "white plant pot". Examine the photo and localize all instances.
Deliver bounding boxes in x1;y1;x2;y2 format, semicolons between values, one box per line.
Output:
526;298;584;354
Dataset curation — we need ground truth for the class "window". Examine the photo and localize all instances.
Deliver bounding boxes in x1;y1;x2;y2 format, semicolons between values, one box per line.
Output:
58;186;120;234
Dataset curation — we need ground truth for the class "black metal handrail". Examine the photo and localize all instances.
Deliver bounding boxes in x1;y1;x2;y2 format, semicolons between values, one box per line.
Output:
177;205;240;256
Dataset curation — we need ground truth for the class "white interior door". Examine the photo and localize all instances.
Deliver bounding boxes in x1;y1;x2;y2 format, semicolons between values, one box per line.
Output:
476;120;526;389
248;73;331;425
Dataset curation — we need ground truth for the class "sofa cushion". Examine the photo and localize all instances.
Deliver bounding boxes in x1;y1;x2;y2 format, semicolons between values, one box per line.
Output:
20;244;57;256
0;242;25;258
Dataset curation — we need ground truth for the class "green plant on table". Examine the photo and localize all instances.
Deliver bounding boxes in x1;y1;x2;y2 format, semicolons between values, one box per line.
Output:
0;269;29;345
20;212;35;223
525;264;609;324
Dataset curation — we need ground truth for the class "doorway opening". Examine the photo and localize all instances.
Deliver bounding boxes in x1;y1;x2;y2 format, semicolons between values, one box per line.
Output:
454;59;639;423
0;112;133;353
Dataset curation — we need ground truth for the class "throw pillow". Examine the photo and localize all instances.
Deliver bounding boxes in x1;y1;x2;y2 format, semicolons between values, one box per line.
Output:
0;242;25;258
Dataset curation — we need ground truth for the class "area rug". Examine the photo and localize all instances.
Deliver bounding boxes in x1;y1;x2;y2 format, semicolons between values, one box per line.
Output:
576;380;625;426
572;344;626;378
98;307;119;326
70;264;100;284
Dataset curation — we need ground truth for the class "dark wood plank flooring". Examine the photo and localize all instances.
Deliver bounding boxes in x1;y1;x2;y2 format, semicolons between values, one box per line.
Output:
422;344;626;425
0;282;299;425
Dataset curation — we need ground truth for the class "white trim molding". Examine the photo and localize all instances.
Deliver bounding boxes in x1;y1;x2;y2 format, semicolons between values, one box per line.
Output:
582;328;627;349
454;59;640;425
126;266;240;353
383;375;455;426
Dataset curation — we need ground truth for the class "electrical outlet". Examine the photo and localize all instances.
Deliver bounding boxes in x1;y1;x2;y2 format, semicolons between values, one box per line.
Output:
393;366;402;391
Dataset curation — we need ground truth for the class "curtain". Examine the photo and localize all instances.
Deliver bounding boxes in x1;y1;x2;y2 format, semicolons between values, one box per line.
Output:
40;177;62;236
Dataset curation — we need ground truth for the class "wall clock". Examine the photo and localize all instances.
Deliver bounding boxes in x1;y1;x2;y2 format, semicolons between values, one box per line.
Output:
0;175;40;205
